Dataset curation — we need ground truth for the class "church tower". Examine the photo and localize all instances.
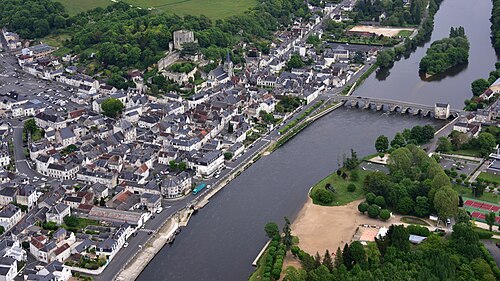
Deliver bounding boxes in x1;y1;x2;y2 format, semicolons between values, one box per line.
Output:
223;52;234;78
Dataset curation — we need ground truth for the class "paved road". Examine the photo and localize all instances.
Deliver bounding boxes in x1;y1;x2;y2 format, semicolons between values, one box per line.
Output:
96;200;186;281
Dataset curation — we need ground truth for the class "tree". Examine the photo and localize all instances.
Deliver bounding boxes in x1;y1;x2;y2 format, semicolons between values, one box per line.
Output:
396;197;414;215
375;135;389;152
314;189;334;204
436;137;452;152
358;202;369;214
477;132;496;156
265;222;279;238
283;217;293;251
224;152;233;160
376;49;395;68
486;212;496;231
414;196;430;217
334;247;343;269
322;250;333;272
374;196;386;208
471;78;490;96
343;149;359;170
342;243;352;270
63;215;79;228
0;226;4;235
349;241;366;266
286;54;305;70
434;186;459;219
347;183;356;192
368;205;380;218
456;209;470;224
101;98;124;118
228;123;234;133
379;209;391;220
390;132;406;148
366;192;376;204
388;225;410;252
350;170;359;181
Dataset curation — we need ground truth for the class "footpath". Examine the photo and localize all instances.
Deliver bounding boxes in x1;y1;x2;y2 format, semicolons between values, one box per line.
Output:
114;209;191;281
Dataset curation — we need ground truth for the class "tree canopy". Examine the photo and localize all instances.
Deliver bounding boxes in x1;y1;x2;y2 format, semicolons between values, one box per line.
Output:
419;27;470;75
101;98;124;118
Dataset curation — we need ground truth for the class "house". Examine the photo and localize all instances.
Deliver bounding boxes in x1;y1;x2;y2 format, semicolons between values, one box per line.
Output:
140;193;162;212
25;261;71;281
96;223;131;261
0;188;16;208
56;127;77;146
161;172;192;198
434;103;450;119
0;204;22;232
194;150;224;177
16;185;37;210
45;203;70;225
0;256;17;281
0;240;27;262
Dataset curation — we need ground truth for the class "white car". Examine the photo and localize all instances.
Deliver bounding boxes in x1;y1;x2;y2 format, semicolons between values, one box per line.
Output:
155;207;163;214
123;242;129;248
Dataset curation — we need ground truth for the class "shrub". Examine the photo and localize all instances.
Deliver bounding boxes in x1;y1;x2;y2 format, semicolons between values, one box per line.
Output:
368;205;380;218
350;170;359;181
374;196;386;208
474;229;493;239
358;202;369;213
347;183;356;192
314;189;334;204
366;193;376;204
407;225;430;237
379;209;391;220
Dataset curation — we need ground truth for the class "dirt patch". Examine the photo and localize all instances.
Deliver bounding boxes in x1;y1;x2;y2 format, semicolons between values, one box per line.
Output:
289;198;398;257
349;25;415;37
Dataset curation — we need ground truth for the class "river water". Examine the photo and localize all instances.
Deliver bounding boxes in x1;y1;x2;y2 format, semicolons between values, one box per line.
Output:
354;0;497;109
137;0;497;280
137;109;437;281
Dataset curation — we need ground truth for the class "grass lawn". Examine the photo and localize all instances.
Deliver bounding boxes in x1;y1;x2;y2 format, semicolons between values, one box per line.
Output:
63;217;101;231
400;216;431;226
56;0;111;15
39;33;71;48
248;248;268;281
454;185;500;205
451;149;483;158
477;172;500;185
57;0;257;19
397;30;413;37
310;168;370;206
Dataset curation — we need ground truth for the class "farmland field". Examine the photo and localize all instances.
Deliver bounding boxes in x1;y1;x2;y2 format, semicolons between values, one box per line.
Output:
56;0;257;19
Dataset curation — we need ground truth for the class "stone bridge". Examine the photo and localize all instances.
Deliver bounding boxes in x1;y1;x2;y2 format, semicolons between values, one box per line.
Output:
331;95;461;119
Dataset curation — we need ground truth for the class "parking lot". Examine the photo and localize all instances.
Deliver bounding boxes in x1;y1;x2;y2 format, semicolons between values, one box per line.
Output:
0;53;82;114
439;155;480;177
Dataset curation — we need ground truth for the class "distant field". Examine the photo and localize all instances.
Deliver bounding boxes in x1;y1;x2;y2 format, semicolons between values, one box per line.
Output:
57;0;257;19
349;25;415;37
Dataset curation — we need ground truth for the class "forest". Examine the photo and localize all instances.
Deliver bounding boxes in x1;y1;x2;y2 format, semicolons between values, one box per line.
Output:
1;0;310;88
0;0;69;39
277;145;500;281
354;0;427;26
491;0;500;54
419;27;470;76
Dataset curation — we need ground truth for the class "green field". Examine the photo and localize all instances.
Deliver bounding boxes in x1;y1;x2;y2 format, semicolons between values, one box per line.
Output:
454;186;500;205
57;0;257;19
477;172;500;186
310;168;370;206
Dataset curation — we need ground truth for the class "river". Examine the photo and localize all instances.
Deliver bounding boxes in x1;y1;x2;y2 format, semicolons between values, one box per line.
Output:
137;0;496;280
354;0;497;109
137;109;438;281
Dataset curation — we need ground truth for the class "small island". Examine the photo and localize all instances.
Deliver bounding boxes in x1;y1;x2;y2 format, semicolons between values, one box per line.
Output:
419;26;470;77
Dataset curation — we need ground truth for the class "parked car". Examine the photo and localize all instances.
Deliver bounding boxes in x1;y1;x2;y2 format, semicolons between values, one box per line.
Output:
123;242;129;248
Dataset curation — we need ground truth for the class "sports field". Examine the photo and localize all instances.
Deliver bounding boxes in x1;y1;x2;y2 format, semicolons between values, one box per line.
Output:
57;0;257;19
463;198;500;225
